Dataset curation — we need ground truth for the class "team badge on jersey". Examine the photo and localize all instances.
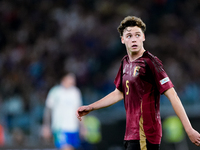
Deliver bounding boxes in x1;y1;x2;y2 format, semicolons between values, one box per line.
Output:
133;66;141;77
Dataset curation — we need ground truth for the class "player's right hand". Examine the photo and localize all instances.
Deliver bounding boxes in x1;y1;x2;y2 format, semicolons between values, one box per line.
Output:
76;105;93;121
41;125;51;140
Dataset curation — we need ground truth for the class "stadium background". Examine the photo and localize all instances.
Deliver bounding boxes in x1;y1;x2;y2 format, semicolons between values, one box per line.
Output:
0;0;200;149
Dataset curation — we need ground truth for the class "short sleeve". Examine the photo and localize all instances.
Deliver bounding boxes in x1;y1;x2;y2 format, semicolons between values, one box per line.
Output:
45;86;57;109
145;56;174;94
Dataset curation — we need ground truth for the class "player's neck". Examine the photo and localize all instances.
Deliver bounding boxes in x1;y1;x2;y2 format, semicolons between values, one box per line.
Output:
128;49;145;62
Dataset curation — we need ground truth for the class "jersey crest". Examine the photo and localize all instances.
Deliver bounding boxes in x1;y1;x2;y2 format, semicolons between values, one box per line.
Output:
123;64;141;77
133;66;141;77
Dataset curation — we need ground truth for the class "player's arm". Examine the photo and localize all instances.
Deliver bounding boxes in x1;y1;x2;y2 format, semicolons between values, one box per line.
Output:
164;87;200;146
76;88;123;121
43;107;51;126
42;107;52;139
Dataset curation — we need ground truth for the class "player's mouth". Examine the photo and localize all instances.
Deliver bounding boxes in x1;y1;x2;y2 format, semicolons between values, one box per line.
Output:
132;44;138;49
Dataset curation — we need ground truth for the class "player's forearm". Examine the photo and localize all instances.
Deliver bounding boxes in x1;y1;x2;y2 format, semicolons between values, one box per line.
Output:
43;107;51;126
164;88;193;133
89;88;123;111
171;97;192;132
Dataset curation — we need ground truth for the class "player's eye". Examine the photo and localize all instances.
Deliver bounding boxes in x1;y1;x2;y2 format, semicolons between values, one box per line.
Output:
136;34;140;37
127;35;131;38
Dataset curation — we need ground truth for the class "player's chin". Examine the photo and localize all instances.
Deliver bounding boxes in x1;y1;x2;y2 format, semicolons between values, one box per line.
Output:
130;47;139;52
130;49;139;54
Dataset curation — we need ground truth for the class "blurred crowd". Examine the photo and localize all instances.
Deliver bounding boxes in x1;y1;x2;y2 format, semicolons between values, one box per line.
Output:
0;0;200;147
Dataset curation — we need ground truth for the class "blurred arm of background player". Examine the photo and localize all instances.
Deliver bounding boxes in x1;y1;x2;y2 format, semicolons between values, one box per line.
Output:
41;107;52;141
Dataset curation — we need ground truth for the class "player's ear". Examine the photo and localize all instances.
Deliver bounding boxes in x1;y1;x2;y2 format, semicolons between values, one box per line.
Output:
143;33;145;42
121;36;125;44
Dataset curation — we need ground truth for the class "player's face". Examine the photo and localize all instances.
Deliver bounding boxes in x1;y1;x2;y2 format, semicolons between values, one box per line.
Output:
121;26;145;55
62;74;76;88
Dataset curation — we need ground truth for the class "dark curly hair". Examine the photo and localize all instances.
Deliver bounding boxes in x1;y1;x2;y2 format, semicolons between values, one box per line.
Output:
117;16;146;36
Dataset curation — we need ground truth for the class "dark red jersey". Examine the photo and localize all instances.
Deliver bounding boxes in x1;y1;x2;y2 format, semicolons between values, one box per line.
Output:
114;51;174;144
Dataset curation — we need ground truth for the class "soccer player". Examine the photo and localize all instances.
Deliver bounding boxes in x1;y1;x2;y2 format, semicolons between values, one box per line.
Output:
76;16;200;150
42;72;83;150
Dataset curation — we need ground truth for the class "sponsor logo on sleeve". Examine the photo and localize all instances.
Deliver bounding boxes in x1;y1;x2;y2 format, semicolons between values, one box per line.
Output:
160;77;170;85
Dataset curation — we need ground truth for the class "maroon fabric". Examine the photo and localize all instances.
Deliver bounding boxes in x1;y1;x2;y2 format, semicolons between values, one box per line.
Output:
114;51;173;144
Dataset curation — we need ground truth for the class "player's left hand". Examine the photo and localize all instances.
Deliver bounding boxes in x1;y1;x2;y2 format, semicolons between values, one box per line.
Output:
187;128;200;146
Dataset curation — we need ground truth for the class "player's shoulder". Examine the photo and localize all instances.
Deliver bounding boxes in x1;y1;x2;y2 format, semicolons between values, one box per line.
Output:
143;51;163;66
68;86;81;94
73;86;82;94
121;55;128;61
142;51;165;73
143;51;160;61
48;85;60;93
120;55;129;64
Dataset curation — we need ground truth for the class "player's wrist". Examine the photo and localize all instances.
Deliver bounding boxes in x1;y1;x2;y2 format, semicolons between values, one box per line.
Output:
88;105;95;111
43;124;51;128
183;124;193;136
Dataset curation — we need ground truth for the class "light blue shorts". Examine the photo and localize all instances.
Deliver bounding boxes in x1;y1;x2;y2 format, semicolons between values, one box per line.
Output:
53;131;80;149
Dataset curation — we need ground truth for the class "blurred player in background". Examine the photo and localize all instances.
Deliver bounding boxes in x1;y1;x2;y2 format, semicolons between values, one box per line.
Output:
42;72;83;150
76;16;200;150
